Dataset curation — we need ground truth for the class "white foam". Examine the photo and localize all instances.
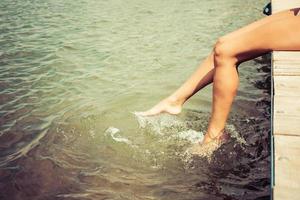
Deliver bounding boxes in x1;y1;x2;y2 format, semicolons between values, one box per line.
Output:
133;112;186;135
105;127;132;145
225;124;246;145
133;111;247;164
176;129;204;144
182;140;222;166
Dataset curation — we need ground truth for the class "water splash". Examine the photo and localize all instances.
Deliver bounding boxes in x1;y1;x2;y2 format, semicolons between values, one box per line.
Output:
133;112;186;135
183;140;222;163
175;129;204;144
104;127;132;145
133;111;247;163
226;124;247;145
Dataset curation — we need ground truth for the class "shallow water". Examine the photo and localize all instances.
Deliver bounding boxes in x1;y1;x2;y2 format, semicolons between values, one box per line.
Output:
0;0;271;199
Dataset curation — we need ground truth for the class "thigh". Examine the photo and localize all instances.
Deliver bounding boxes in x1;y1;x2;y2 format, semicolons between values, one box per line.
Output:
226;14;300;63
223;7;300;42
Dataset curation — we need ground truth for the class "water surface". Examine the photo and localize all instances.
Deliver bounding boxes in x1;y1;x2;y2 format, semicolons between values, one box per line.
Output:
0;0;271;199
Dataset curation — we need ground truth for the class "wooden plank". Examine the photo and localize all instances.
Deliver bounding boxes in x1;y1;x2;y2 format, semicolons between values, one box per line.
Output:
274;76;300;96
274;115;300;136
272;0;300;13
274;95;300;136
273;51;300;76
274;135;300;200
272;1;300;199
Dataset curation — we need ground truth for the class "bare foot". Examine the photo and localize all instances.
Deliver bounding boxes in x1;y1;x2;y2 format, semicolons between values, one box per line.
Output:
187;140;220;157
136;97;183;116
187;130;229;156
202;129;229;144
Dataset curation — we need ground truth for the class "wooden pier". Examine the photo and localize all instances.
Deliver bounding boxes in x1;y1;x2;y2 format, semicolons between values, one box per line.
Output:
272;1;300;199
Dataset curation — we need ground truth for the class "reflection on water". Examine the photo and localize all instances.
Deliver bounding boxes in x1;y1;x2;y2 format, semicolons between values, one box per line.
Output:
0;0;270;199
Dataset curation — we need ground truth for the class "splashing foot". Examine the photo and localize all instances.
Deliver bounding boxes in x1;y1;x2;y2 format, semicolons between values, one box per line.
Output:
187;130;229;157
136;97;183;116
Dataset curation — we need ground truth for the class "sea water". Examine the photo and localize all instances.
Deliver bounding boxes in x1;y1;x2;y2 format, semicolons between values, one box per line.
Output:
0;0;270;199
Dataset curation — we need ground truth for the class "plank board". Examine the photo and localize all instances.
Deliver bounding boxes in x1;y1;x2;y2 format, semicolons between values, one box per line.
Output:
273;51;300;76
272;1;300;199
272;0;300;13
273;115;300;136
274;95;300;136
274;135;300;199
274;76;300;96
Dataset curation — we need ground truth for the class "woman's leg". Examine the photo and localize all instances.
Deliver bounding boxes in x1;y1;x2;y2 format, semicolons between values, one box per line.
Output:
137;53;215;116
138;8;298;116
202;12;300;145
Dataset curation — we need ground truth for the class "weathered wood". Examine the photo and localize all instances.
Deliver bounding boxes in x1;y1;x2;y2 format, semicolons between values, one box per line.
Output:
274;115;300;136
274;135;300;200
272;0;300;13
273;54;300;136
272;1;300;199
273;51;300;76
274;76;300;96
274;95;300;136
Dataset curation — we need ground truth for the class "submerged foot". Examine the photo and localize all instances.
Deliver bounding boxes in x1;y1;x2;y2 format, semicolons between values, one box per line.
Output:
187;130;229;156
202;129;229;144
136;97;183;116
187;141;220;157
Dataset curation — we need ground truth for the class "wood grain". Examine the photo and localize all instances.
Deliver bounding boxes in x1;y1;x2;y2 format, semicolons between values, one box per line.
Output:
273;52;300;76
271;1;300;199
272;0;300;13
274;135;300;199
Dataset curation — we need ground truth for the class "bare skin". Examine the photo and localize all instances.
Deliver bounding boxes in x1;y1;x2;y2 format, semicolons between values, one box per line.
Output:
137;8;300;152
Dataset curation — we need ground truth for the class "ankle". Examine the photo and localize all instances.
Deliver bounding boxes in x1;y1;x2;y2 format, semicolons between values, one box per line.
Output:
167;95;185;106
207;127;225;139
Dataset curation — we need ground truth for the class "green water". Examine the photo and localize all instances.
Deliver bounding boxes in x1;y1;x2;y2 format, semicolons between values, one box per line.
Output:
0;0;271;199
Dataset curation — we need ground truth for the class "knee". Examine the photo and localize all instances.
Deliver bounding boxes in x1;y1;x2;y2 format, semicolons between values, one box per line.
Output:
213;37;237;66
214;37;228;57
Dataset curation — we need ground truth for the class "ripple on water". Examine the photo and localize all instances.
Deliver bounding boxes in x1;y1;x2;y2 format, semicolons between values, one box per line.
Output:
0;0;269;199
